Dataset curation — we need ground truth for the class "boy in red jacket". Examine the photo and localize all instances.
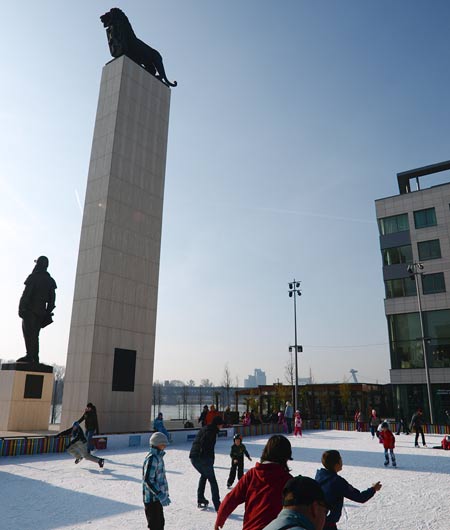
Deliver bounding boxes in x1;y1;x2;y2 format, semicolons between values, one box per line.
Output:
379;422;396;467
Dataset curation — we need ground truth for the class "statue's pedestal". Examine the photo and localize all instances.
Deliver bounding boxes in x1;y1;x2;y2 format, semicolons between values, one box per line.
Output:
0;363;53;431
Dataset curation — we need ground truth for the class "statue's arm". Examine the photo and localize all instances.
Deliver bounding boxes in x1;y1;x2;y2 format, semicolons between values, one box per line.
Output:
18;278;33;317
47;279;57;313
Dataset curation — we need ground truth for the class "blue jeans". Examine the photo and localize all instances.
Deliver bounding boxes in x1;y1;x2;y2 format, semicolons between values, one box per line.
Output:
190;457;220;510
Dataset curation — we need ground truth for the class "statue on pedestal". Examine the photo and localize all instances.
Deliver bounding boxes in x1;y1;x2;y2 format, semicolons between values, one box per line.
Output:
100;8;177;88
16;256;57;365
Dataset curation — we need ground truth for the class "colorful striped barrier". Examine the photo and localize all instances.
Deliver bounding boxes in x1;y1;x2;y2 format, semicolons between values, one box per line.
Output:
0;435;70;457
235;423;285;438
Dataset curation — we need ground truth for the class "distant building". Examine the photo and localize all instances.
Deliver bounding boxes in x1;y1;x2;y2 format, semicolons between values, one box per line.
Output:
375;160;450;424
244;368;267;388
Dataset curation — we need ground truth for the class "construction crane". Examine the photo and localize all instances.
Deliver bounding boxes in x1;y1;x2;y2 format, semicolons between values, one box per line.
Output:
349;369;359;383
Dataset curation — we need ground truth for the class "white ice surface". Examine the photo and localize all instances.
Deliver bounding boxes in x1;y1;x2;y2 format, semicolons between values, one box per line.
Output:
1;430;449;530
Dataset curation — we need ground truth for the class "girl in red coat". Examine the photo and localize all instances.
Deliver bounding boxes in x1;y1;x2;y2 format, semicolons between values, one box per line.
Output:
214;435;293;530
293;410;302;437
379;422;396;467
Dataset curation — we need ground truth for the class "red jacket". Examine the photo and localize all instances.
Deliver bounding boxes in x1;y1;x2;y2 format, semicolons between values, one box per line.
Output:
379;429;395;449
215;462;292;530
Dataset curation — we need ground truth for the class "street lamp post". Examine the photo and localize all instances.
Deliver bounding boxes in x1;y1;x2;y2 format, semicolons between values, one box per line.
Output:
407;262;434;424
288;280;302;413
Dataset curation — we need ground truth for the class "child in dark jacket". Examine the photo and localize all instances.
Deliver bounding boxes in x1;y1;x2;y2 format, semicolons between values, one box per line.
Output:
227;433;252;488
379;422;396;467
315;450;381;529
58;422;104;468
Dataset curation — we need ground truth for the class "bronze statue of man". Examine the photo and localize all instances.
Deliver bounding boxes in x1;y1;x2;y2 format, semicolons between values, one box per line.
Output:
17;256;57;364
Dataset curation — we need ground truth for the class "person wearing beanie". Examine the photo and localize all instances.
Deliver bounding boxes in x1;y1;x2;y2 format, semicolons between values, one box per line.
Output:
143;432;170;529
76;402;100;453
189;415;224;511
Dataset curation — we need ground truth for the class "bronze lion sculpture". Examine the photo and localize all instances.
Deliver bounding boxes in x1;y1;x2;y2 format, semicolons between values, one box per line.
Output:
100;8;177;88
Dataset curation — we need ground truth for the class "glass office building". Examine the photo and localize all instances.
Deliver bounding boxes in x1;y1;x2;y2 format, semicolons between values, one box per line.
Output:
375;161;450;424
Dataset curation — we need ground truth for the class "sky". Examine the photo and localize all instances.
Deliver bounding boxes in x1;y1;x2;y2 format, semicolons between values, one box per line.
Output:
2;1;450;386
2;430;449;529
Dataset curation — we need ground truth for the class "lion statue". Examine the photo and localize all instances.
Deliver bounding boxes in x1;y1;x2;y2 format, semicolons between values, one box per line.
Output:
100;8;177;88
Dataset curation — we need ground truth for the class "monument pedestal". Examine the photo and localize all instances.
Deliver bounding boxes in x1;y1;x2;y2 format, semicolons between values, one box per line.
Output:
0;363;53;431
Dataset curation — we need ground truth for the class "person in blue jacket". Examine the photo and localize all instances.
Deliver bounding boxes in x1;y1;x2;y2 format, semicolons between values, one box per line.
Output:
315;450;381;529
153;412;170;442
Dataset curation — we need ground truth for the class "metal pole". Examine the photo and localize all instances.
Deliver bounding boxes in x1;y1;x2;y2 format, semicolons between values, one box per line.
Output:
413;266;434;424
293;287;299;413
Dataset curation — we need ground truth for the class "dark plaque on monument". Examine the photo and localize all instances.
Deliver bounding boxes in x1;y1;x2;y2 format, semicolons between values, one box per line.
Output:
24;374;44;399
100;8;177;88
112;348;137;392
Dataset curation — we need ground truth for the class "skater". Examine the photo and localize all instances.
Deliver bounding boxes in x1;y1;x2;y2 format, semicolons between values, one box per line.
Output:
410;408;427;447
379;422;397;467
354;409;361;432
215;434;293;530
227;433;252;488
395;409;410;435
369;410;381;439
262;476;329;530
58;422;104;468
76;402;99;453
189;415;224;511
143;432;170;530
206;404;221;425
153;412;170;441
315;450;381;529
294;410;302;437
285;401;294;434
199;405;209;426
242;411;251;426
277;410;287;433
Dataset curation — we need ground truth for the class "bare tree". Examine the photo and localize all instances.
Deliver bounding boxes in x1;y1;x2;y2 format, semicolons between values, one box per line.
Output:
200;378;214;388
222;363;233;408
285;352;294;386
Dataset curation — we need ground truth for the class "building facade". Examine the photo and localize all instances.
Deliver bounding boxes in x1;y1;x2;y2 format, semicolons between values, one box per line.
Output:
375;161;450;424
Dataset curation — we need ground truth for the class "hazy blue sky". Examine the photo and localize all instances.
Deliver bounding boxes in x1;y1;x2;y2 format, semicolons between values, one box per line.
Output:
2;1;450;386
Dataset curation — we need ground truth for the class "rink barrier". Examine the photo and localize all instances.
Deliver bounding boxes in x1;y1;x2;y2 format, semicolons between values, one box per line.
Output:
0;435;70;457
1;421;449;457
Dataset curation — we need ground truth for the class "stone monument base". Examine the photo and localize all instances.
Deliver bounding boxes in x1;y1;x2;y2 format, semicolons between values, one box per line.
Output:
0;363;53;431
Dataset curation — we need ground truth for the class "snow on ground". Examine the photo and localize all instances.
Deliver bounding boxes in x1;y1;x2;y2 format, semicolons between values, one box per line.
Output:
0;430;449;530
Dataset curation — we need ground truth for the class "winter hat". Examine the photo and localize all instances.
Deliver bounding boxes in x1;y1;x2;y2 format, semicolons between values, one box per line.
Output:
150;432;169;446
381;421;389;429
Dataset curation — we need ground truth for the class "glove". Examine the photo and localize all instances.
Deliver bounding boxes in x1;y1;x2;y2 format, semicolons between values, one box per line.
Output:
157;493;171;507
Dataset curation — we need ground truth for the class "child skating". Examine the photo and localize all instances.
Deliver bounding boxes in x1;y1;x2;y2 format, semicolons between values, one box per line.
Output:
227;433;252;488
294;410;302;436
143;432;170;530
379;421;397;467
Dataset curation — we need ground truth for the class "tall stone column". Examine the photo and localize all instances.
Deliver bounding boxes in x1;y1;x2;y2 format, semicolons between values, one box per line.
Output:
61;56;171;432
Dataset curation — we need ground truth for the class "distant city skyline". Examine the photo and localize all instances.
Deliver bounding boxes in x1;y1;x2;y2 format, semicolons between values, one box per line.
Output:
2;2;450;386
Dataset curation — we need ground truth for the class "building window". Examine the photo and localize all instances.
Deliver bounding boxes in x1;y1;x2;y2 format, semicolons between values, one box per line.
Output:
382;245;413;266
422;272;445;294
388;312;423;369
413;208;437;229
385;278;417;298
417;239;441;261
378;213;409;235
425;310;450;369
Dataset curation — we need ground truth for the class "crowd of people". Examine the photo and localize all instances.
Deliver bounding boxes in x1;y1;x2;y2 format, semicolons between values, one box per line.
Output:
58;402;445;529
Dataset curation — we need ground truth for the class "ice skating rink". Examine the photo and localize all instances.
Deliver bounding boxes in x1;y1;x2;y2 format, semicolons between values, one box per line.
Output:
1;429;449;530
